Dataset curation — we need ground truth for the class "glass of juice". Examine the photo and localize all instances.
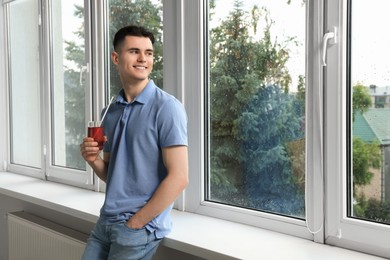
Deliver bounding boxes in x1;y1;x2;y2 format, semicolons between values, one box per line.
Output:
88;121;104;150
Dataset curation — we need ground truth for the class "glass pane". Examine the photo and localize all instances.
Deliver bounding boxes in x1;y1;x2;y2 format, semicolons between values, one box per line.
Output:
207;0;306;218
9;0;41;168
107;0;163;97
350;1;390;224
51;0;86;170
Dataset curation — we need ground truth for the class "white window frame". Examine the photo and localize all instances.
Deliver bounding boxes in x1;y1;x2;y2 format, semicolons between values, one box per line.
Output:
325;0;390;258
3;0;44;180
2;0;96;189
1;0;390;257
180;0;325;241
44;0;94;188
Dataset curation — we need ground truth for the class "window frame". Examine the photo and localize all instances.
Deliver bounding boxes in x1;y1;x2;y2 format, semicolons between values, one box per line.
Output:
2;0;96;189
44;0;94;188
1;0;390;258
325;0;390;257
4;0;45;180
181;0;325;241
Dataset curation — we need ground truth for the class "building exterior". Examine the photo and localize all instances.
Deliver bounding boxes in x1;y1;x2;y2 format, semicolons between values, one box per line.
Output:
368;85;390;108
353;108;390;201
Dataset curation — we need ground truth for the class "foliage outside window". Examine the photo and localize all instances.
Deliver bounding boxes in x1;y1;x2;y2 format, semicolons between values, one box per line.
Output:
207;0;306;218
350;1;390;224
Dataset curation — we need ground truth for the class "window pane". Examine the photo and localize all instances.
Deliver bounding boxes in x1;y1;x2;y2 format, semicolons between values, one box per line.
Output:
8;0;41;168
207;0;306;218
51;0;86;170
107;0;163;97
350;0;390;224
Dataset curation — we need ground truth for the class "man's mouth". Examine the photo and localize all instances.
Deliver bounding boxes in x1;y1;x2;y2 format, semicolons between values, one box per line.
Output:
134;66;146;70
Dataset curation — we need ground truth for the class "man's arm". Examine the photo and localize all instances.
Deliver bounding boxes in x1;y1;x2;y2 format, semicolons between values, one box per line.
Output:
126;145;189;229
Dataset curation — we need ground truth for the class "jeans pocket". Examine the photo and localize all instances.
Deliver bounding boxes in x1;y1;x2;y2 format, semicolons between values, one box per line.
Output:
112;223;148;247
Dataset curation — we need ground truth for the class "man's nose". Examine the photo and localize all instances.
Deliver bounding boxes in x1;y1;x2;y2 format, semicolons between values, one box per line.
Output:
137;53;146;62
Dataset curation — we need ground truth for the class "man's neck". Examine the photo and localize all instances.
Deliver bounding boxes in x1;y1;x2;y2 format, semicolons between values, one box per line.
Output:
122;79;149;102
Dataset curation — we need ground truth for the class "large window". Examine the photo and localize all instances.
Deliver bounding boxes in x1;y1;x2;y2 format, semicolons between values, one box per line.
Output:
4;0;163;189
350;0;390;225
207;0;306;219
325;0;390;257
3;0;390;258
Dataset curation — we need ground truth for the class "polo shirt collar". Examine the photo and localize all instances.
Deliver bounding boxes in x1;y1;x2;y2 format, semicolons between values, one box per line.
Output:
115;80;156;105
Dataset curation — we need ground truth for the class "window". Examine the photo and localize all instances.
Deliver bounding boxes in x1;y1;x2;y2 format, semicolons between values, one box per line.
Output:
207;0;306;219
7;0;42;175
325;0;390;257
50;0;88;171
350;0;390;225
4;0;165;188
2;0;390;258
191;0;314;239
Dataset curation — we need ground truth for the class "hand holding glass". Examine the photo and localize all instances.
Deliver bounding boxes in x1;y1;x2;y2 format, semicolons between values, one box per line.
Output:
88;121;104;150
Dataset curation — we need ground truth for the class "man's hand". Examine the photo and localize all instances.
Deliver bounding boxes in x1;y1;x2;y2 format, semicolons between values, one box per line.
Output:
80;137;105;163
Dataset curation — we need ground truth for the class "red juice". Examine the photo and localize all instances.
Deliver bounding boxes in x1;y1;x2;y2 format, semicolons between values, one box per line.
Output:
88;126;104;150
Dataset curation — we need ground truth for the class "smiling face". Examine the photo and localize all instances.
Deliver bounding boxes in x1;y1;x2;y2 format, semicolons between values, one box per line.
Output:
112;35;154;86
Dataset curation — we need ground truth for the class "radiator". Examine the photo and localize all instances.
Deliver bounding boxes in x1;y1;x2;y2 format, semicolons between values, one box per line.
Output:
7;211;89;260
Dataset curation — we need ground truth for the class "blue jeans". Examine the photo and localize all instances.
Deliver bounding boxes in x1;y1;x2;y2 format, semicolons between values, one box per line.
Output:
82;218;162;260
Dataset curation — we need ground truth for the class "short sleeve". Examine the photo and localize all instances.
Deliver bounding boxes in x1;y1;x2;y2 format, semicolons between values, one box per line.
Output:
157;98;188;147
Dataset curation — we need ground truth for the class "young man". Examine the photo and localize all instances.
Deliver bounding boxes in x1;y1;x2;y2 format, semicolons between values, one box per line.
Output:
80;25;188;259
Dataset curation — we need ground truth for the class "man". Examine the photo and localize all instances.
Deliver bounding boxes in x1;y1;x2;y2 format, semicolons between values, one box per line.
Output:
80;25;188;259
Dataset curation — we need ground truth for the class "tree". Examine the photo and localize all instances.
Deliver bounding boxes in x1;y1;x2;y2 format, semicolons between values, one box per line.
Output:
352;84;372;121
352;137;380;190
351;83;384;222
209;0;305;215
351;83;379;191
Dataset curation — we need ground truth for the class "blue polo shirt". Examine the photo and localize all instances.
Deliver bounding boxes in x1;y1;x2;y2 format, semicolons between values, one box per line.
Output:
100;80;187;238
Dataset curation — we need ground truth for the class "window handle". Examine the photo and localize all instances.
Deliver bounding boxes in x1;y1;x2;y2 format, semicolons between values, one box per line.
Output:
322;27;337;66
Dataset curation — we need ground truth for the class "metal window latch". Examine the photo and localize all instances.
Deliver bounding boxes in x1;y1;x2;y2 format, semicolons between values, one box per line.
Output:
322;26;338;66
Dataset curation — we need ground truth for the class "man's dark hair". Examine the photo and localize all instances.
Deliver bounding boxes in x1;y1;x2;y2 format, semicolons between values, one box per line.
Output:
113;25;155;51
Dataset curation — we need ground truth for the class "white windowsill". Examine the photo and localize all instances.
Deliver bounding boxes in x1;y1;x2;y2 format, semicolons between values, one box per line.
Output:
0;171;384;260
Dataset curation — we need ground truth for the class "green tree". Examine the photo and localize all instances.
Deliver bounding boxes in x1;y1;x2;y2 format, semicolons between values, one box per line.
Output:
352;137;380;190
209;0;305;215
351;83;379;191
352;84;372;121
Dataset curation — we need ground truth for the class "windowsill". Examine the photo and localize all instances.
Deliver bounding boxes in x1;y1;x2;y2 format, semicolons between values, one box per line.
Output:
0;171;384;260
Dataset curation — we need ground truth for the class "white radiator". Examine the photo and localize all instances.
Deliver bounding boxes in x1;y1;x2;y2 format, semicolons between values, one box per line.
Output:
8;211;89;260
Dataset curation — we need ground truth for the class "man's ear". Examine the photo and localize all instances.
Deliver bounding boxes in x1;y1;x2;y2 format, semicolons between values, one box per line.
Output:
111;51;119;65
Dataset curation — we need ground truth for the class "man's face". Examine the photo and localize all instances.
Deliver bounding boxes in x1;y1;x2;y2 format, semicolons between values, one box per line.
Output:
112;36;154;83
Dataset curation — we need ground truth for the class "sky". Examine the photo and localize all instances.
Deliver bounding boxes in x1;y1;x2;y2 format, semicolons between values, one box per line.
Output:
351;0;390;87
213;0;390;89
